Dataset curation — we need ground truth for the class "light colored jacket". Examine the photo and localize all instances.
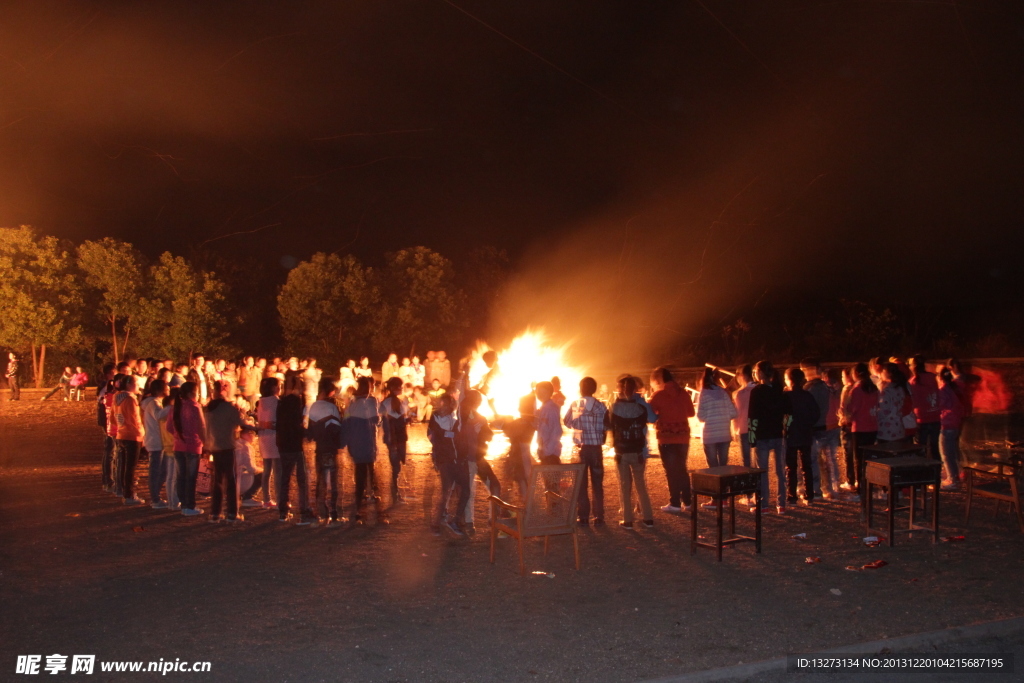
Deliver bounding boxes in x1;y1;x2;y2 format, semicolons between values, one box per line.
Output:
696;386;737;444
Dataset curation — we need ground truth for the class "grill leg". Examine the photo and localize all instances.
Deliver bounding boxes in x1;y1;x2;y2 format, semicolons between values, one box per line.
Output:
909;485;916;529
690;495;698;555
755;489;762;554
729;494;736;537
887;482;895;547
716;497;724;562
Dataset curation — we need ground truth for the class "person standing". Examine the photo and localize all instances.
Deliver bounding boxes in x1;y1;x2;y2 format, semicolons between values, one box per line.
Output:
876;363;910;445
648;368;694;514
344;376;383;524
534;381;563;465
423;351;438;386
113;375;146;505
843;363;879;501
205;380;255;522
307;377;345;524
937;368;964;489
458;389;497;532
909;356;942;461
277;378;314;525
381;377;410;505
6;352;20;401
783;368;819;505
748;361;787;514
732;365;756;470
141;379;172;509
696;366;736;470
168;382;206;517
381;353;400;384
239;356;261;410
429;393;468;537
800;359;830;500
256;378;282;509
607;376;655;529
434;350;452;388
565;376;609;524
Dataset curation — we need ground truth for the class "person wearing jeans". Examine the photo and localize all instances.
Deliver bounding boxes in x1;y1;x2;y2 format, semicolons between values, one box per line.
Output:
141;380;172;508
938;368;965;488
607;376;656;528
649;368;695;513
428;393;468;536
564;377;609;523
205;380;255;522
167;381;206;516
277;377;314;524
783;368;820;505
748;361;787;512
342;377;382;525
113;375;146;505
697;367;737;475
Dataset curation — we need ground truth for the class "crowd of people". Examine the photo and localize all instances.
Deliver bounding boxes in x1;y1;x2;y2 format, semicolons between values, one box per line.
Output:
24;346;971;536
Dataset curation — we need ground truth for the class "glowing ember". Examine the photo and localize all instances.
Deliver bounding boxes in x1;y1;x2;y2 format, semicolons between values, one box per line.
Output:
467;329;584;420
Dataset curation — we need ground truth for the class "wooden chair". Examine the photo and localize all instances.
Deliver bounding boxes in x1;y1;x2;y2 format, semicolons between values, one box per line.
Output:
964;446;1024;533
488;463;584;575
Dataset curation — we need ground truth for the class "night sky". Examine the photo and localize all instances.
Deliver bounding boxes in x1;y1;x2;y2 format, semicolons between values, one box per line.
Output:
2;1;1022;358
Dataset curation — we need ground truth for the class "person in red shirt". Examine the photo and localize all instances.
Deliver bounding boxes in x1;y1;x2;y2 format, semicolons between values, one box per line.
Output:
909;355;941;461
842;363;878;501
649;367;696;513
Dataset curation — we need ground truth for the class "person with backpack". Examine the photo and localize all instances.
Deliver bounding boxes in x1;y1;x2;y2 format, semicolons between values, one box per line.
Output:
429;392;468;537
343;376;384;524
748;360;787;514
607;376;656;529
564;376;609;525
307;377;345;524
167;381;206;517
648;368;694;514
783;368;820;505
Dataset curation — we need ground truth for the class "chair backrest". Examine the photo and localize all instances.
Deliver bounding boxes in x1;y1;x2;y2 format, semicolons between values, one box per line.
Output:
522;463;585;532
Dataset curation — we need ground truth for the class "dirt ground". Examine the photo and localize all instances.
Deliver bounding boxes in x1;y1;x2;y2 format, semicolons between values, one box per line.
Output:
2;392;1023;683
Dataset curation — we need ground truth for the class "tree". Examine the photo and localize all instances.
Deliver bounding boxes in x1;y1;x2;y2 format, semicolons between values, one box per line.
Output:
375;246;466;356
277;253;379;363
0;226;83;386
135;252;231;360
77;238;145;363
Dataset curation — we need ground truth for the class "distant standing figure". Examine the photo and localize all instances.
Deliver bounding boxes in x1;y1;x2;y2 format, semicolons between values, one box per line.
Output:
6;352;20;401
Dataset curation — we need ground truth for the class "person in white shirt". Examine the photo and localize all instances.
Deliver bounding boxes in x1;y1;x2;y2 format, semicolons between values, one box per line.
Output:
140;379;172;509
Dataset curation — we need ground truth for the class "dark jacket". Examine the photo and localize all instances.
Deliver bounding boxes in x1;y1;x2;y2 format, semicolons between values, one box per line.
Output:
306;399;344;457
275;394;306;455
748;383;786;443
343;396;379;464
457;408;493;462
803;378;830;430
784;388;820;445
428;411;460;466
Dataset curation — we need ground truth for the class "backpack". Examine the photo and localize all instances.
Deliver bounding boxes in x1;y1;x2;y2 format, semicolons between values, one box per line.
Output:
610;398;647;452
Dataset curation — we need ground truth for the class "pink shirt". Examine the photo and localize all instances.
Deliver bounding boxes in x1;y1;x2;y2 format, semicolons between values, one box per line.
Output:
166;399;206;454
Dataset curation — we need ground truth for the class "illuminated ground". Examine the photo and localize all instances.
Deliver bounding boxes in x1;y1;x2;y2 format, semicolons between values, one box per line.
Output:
2;395;1023;682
